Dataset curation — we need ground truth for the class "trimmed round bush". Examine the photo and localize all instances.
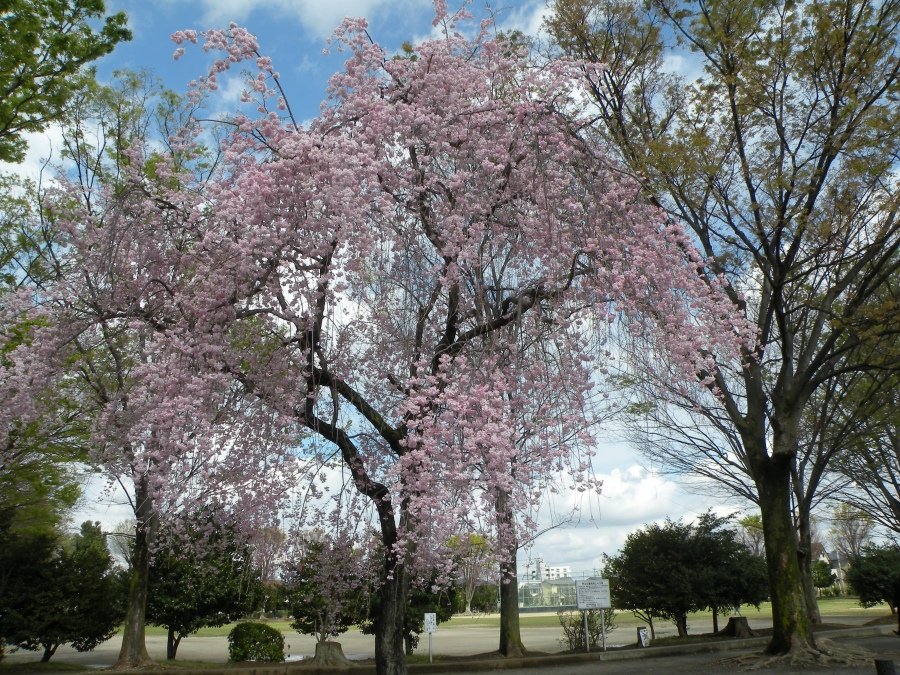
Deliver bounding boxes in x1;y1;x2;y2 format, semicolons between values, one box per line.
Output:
227;622;285;662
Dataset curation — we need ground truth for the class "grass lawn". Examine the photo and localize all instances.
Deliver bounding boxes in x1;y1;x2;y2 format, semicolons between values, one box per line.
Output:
135;596;892;638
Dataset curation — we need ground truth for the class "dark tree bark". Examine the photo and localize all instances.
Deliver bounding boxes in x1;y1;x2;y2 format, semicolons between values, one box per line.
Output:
114;472;156;669
674;613;688;638
795;511;823;626
374;560;410;675
496;488;526;658
498;558;526;657
756;453;815;654
166;628;182;660
40;642;58;662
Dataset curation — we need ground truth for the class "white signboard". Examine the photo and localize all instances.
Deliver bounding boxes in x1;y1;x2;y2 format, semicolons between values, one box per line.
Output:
576;578;611;609
637;626;651;647
423;612;437;634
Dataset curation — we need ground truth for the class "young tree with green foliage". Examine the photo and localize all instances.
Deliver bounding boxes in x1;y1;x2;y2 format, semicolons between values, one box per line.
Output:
738;514;766;558
227;622;284;662
448;533;494;615
812;560;836;592
605;515;768;637
0;173;90;546
147;511;262;660
0;0;130;163
605;519;699;638
1;521;125;662
847;545;900;633
548;0;900;658
0;518;58;660
694;514;769;633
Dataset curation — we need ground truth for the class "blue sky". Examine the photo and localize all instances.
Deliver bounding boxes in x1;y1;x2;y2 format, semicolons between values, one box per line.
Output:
43;0;745;571
102;0;553;123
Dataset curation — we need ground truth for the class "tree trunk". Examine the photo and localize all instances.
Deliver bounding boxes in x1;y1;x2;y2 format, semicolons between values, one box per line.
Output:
757;454;816;654
40;642;57;662
496;488;526;657
114;472;156;669
795;504;822;624
675;613;688;638
712;606;719;634
404;633;413;656
374;563;409;675
498;557;526;657
166;628;182;660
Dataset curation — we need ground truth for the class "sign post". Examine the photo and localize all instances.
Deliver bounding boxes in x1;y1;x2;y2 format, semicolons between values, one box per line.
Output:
423;612;437;663
575;578;611;652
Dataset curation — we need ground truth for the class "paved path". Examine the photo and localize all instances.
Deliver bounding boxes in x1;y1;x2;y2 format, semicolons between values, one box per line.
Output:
2;613;896;672
456;633;900;674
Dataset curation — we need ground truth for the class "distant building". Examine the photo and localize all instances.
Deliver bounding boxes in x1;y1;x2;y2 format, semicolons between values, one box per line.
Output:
525;555;571;581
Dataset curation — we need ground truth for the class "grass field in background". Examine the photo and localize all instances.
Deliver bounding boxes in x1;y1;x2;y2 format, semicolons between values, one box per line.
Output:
136;597;892;638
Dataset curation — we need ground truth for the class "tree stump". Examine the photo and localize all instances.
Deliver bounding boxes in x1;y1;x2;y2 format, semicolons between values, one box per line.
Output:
312;641;353;667
717;616;754;638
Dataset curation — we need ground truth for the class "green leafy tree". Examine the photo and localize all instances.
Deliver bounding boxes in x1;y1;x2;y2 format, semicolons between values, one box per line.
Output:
0;0;130;163
1;521;126;661
606;515;768;638
605;519;701;638
448;533;493;615
812;560;836;590
147;511;262;660
1;174;89;542
846;545;900;634
548;0;900;656
0;519;58;660
694;514;769;633
737;514;765;558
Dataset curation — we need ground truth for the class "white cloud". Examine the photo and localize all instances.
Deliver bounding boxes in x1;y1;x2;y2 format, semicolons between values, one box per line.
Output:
0;126;65;185
194;0;431;39
494;0;551;39
661;50;704;83
520;463;747;572
72;474;135;533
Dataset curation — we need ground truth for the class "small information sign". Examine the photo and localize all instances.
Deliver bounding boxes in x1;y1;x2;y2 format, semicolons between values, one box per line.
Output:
637;627;651;647
423;612;437;634
576;578;611;609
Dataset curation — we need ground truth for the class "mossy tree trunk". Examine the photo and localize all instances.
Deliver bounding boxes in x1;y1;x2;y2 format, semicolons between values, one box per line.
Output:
756;453;815;654
114;471;156;669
